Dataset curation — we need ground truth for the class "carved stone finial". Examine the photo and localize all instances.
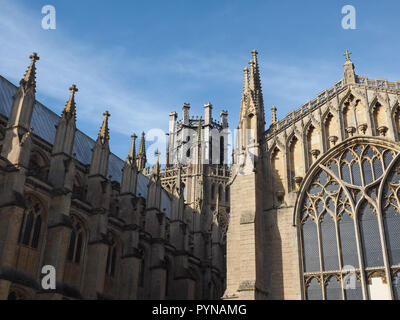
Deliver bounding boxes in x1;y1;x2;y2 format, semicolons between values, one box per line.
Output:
343;49;352;61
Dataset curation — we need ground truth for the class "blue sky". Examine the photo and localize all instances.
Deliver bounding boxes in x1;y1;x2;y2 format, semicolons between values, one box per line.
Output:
0;0;399;162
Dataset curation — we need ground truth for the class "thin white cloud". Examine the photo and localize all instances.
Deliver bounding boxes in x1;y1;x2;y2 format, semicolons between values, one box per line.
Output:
0;0;362;157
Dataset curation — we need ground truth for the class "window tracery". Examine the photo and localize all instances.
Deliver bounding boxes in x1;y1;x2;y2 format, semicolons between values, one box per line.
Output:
299;140;400;299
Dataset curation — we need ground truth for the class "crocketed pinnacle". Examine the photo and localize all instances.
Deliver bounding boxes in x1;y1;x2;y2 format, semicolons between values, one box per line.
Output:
21;52;40;93
98;111;111;143
127;133;137;163
62;84;78;120
138;132;146;156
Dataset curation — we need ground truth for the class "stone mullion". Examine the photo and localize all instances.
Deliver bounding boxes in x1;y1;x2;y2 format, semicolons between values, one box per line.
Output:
338;162;368;299
376;152;400;299
334;217;345;300
364;87;373;136
384;94;395;140
298;220;308;300
315;217;325;300
351;208;368;299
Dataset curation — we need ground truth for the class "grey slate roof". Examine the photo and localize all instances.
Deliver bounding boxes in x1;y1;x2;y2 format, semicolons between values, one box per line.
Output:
0;75;172;217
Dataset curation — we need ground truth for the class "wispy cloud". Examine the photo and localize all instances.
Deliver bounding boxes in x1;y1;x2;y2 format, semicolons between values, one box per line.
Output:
0;0;359;158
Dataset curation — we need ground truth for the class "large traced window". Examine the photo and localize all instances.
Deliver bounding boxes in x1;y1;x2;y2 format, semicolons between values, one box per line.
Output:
16;195;46;274
299;141;400;300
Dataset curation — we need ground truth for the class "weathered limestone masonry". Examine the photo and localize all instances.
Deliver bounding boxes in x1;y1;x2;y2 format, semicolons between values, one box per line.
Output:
160;99;231;300
224;49;400;300
0;53;225;300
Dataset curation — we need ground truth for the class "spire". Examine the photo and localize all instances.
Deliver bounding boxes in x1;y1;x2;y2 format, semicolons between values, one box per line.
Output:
138;131;146;155
136;132;147;171
62;84;78;120
343;49;356;84
20;52;40;93
197;117;203;142
242;67;249;97
248;49;264;111
98;111;110;144
151;150;161;179
271;106;277;124
127;133;137;164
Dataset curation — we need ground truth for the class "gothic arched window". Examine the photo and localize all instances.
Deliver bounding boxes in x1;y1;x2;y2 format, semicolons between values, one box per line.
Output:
297;139;400;300
106;238;117;278
18;196;44;249
220;136;224;165
67;216;86;264
16;195;46;274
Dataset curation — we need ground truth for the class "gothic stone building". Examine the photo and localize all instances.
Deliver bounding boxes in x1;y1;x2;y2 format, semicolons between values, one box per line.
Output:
0;53;227;300
224;50;400;300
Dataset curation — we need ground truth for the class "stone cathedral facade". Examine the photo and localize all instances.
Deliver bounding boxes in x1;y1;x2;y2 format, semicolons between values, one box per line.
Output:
0;53;227;300
224;50;400;300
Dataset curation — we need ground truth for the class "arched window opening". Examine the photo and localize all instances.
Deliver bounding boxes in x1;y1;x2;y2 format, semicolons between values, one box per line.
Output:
28;151;49;182
18;196;43;249
306;277;322;300
324;113;339;149
106;239;117;277
298;141;400;300
325;276;342;300
218;185;223;202
72;175;85;201
165;258;171;298
373;102;388;136
306;124;320;167
16;195;46;274
209;137;213;165
66;216;85;264
289;136;304;191
139;249;146;288
225;186;230;202
393;105;400;140
220;136;224;165
211;184;215;200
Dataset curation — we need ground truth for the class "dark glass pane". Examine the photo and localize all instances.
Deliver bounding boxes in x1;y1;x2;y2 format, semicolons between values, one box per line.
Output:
325;276;342;300
22;212;34;246
111;247;117;276
7;292;17;300
75;233;83;264
362;160;373;185
373;158;383;179
393;272;400;300
329;161;339;177
302;218;320;272
345;278;363;300
106;246;111;275
31;215;42;248
341;163;351;184
321;214;339;271
364;146;375;159
339;213;359;268
383;206;400;265
319;171;328;185
359;202;384;267
309;183;322;195
383;151;393;169
18;213;26;243
307;278;322;300
67;231;76;262
343;150;354;163
354;146;363;157
351;162;362;186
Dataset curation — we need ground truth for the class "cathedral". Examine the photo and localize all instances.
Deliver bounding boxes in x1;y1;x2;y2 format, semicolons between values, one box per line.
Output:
0;53;227;300
224;50;400;300
1;48;400;301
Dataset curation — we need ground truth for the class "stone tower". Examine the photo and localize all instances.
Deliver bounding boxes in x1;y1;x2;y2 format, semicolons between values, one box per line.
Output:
223;50;268;300
161;101;230;298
